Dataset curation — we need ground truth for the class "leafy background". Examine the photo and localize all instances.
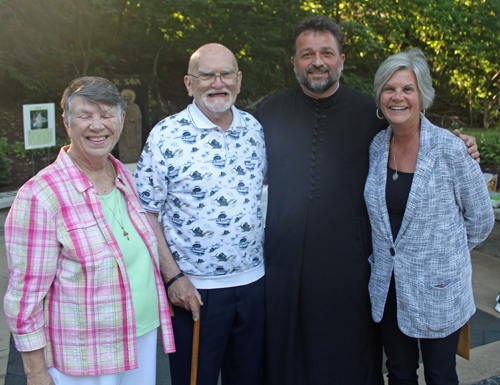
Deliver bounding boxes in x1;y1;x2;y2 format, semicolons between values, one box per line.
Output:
0;0;499;188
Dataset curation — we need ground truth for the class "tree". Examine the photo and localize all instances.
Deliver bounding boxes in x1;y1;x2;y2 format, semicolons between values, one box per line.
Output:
0;0;498;127
0;0;124;100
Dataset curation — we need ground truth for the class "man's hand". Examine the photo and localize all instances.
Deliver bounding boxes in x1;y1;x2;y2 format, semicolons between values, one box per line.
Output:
453;129;480;164
167;275;203;321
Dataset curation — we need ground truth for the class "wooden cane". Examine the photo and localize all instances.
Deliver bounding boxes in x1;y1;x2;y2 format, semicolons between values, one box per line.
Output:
190;299;201;385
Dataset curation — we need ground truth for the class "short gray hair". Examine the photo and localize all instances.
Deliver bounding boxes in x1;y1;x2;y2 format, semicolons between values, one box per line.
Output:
61;76;126;125
373;48;435;110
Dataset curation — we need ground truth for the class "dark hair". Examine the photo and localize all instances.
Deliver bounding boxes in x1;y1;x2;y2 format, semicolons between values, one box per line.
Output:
61;76;126;124
292;16;343;57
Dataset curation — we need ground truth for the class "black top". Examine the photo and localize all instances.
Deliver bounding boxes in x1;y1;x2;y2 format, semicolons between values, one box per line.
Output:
255;85;387;385
386;166;414;241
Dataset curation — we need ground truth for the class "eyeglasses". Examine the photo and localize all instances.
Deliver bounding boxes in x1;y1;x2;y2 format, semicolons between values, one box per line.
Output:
188;72;239;85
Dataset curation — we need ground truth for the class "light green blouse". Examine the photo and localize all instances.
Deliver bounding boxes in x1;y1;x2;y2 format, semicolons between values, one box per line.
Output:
99;187;160;336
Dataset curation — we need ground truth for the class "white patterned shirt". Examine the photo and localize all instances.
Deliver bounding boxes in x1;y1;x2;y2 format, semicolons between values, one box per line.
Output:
135;103;266;289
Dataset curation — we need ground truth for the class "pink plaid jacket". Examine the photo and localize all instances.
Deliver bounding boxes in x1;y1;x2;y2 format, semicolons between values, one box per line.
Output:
3;147;175;376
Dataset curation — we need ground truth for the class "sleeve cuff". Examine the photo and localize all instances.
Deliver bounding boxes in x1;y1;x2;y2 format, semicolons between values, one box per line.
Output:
12;328;47;353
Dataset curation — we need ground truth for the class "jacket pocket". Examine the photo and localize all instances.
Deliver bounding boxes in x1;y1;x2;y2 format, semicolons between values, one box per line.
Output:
417;276;463;332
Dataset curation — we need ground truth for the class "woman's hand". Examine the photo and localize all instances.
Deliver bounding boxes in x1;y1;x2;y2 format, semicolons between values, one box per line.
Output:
27;371;55;385
21;349;55;385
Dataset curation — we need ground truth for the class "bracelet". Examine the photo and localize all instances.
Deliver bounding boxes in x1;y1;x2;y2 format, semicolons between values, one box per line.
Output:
165;272;184;290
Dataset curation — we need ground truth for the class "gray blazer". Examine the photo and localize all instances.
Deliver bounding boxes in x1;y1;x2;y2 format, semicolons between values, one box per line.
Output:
364;117;494;338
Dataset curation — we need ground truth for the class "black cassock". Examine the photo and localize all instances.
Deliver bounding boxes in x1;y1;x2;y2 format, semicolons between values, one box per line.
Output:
255;85;387;384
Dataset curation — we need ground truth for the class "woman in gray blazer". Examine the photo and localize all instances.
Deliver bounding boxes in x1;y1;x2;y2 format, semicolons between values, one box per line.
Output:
364;48;494;384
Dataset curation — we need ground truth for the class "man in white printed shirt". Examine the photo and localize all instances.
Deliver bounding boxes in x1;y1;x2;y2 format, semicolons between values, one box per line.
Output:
135;43;266;385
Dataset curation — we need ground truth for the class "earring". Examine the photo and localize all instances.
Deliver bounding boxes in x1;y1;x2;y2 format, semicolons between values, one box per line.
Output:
376;109;384;120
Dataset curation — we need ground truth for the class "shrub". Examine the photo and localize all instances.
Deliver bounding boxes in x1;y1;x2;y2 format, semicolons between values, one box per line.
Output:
2;137;70;161
479;135;500;165
0;137;13;185
451;129;500;167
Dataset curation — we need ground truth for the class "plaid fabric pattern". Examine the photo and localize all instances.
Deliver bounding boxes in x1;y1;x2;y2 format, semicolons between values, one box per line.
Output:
364;117;494;338
3;147;174;376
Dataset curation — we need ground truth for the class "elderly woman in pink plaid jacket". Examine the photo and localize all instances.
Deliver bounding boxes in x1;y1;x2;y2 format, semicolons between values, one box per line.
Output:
4;77;175;385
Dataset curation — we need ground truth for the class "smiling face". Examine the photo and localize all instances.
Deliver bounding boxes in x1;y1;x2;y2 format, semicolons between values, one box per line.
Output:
64;96;124;167
184;44;242;123
292;30;345;98
380;68;422;131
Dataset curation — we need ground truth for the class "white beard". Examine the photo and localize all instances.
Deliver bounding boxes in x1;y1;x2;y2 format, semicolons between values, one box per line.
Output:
201;90;234;113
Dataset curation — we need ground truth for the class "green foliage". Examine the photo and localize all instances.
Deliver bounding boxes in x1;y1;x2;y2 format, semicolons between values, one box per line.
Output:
479;135;500;165
0;137;9;154
450;121;462;132
456;129;500;165
2;137;70;161
0;0;126;100
0;137;13;185
0;0;499;127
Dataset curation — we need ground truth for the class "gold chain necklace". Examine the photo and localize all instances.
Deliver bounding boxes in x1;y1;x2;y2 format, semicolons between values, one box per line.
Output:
69;153;130;240
100;189;130;241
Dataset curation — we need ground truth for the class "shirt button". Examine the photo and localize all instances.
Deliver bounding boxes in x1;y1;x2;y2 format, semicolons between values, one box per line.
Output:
390;248;395;256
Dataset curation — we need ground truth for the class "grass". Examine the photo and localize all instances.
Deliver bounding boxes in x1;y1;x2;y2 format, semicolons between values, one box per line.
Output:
458;128;500;141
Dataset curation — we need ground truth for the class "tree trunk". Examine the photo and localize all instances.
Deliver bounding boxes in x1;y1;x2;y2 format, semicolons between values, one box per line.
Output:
483;98;490;129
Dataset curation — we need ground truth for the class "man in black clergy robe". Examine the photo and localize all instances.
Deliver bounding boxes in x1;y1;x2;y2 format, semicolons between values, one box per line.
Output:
255;16;479;384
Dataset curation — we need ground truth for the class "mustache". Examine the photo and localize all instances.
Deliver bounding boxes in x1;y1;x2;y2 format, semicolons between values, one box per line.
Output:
306;65;330;74
206;88;231;95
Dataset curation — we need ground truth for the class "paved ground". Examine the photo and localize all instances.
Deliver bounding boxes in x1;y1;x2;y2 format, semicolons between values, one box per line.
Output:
1;199;499;385
475;377;500;385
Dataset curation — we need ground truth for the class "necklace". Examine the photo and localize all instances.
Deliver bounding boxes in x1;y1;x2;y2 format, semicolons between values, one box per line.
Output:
391;129;419;181
100;189;130;241
68;152;130;240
